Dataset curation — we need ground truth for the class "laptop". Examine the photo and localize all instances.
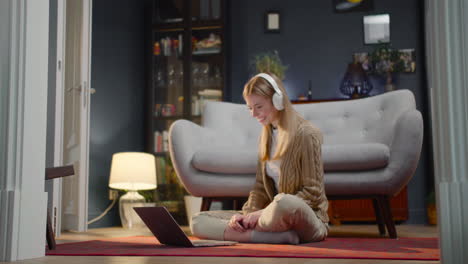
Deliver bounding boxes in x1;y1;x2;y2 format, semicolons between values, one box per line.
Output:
134;206;238;247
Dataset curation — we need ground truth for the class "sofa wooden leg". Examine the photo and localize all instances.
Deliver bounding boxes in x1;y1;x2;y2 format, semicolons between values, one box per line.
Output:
378;196;397;239
372;198;386;236
201;197;212;211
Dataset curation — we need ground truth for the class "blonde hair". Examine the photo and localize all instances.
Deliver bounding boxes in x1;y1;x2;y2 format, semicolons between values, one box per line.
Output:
243;73;303;161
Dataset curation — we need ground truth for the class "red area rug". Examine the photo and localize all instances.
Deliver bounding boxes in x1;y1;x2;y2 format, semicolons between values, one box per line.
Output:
46;236;439;260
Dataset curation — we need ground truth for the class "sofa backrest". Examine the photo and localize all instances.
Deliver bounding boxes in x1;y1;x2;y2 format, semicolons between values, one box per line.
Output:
202;101;262;149
202;89;416;147
294;89;416;145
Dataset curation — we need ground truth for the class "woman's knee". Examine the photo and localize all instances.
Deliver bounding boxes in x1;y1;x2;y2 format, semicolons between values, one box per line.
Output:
256;194;307;232
272;193;306;215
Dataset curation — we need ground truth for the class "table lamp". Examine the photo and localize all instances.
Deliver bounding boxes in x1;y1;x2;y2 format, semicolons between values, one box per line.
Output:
109;152;157;229
339;62;373;99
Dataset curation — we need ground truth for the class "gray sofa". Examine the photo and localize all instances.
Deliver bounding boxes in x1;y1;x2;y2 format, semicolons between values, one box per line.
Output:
169;89;423;238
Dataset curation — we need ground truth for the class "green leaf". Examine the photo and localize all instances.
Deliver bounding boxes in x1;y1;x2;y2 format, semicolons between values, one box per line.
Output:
250;50;288;80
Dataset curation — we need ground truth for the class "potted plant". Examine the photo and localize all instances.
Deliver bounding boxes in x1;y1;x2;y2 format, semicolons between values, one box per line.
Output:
370;44;405;92
250;50;288;80
426;190;437;225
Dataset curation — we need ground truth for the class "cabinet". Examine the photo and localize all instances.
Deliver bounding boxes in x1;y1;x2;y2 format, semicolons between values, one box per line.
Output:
144;0;228;224
327;187;408;225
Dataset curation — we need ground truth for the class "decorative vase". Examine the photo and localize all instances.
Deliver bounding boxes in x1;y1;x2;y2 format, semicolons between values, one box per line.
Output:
119;191;152;229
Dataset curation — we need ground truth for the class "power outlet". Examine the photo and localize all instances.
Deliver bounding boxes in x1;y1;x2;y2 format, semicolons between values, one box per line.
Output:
108;189;119;200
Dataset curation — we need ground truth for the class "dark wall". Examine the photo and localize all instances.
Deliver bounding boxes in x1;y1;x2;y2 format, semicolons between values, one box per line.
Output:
230;0;430;224
89;0;146;227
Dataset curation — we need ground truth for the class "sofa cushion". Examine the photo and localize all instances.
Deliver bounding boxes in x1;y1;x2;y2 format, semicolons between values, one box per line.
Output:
192;147;258;174
322;143;389;171
192;143;389;174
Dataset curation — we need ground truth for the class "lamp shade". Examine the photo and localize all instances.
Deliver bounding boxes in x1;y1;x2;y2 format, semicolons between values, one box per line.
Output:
109;152;157;191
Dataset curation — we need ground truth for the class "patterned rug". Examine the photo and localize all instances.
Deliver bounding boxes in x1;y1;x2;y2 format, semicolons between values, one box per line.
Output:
46;236;440;260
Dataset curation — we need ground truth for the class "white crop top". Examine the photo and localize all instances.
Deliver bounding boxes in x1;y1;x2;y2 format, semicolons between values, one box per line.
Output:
266;127;281;190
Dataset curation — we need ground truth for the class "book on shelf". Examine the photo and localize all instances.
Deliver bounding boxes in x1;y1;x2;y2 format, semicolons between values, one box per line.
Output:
154;130;170;153
154;131;162;153
162;131;169;152
155;157;166;185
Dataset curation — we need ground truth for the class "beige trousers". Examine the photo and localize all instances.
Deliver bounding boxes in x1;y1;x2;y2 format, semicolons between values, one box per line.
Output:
191;193;328;243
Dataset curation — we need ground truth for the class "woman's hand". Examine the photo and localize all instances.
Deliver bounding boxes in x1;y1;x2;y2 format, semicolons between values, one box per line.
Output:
228;214;247;232
242;210;263;229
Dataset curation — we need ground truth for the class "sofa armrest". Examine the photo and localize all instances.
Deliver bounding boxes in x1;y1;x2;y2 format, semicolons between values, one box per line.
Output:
168;119;210;192
386;109;424;194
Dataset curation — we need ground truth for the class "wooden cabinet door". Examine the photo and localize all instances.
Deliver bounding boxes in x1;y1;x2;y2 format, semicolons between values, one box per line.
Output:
328;187;408;225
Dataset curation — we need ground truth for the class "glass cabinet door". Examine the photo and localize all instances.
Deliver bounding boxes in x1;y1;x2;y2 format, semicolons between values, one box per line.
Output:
191;30;224;118
149;1;188;221
153;31;184;118
190;0;225;118
146;0;227;224
152;27;185;154
151;0;186;155
150;0;225;147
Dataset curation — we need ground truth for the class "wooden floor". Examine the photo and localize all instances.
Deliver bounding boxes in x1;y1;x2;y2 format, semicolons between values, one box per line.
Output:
7;224;439;264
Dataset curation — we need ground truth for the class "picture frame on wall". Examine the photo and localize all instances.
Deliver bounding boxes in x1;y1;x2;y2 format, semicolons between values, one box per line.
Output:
363;14;390;44
265;11;280;33
333;0;374;13
399;49;416;73
352;49;416;74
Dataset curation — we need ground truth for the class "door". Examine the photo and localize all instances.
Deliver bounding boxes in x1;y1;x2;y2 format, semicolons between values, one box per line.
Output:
59;0;92;232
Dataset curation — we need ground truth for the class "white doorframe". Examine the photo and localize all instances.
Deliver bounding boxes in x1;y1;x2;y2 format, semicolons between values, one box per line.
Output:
54;0;92;233
0;0;50;261
52;0;66;237
81;0;92;232
76;0;92;232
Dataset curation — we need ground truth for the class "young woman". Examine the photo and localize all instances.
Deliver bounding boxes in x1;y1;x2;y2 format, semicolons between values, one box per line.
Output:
190;73;329;244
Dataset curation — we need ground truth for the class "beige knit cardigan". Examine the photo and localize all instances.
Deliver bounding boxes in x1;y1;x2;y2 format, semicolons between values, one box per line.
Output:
242;119;329;224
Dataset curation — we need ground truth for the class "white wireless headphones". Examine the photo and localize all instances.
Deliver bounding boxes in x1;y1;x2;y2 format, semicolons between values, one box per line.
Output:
254;73;284;111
